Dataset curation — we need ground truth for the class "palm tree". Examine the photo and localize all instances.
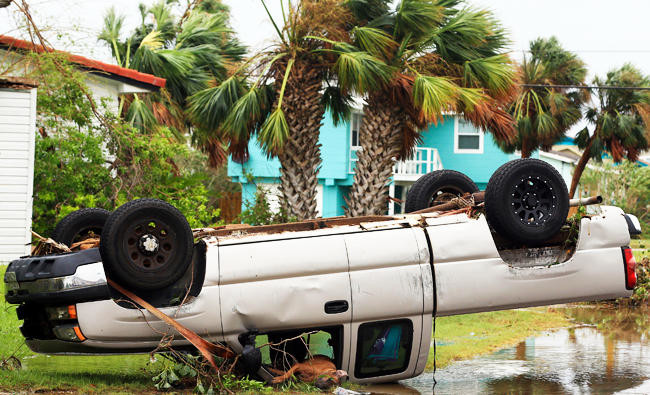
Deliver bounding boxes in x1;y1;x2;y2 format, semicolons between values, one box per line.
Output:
569;64;650;197
504;37;587;158
98;0;245;165
340;0;518;216
187;0;390;220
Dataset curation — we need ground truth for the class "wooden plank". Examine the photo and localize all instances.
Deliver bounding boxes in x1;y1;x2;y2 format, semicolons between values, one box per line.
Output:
0;90;31;100
0;132;30;142
0;245;29;254
0;158;28;168
0;201;28;211
0;123;30;133
0;106;30;117
0;150;29;159
0;167;29;176
0;193;29;202
0;98;32;108
0;236;29;246
0;115;30;125
0;184;28;193
0;141;30;151
0;175;28;185
0;210;28;219
0;226;29;236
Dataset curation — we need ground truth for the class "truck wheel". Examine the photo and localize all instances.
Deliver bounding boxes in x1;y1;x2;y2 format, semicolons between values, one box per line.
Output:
485;159;569;245
404;170;479;213
52;208;110;246
99;199;193;291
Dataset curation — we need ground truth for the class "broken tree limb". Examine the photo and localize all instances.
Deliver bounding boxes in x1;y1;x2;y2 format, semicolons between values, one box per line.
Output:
569;195;602;207
411;192;485;214
107;278;235;370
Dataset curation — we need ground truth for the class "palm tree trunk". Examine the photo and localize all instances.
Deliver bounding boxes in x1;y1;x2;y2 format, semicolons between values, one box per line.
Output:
277;64;324;221
345;95;402;217
521;138;532;158
569;133;596;198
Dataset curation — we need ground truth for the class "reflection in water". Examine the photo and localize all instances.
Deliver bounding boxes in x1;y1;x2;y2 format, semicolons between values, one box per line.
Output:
366;307;650;395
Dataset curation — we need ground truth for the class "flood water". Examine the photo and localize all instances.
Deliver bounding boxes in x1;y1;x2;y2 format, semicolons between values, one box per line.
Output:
367;306;650;395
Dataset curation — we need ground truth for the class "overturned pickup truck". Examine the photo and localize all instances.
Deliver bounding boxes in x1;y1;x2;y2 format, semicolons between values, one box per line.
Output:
3;159;642;384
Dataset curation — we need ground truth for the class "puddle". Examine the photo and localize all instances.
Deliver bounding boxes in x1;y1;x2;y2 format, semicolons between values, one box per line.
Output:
366;306;650;394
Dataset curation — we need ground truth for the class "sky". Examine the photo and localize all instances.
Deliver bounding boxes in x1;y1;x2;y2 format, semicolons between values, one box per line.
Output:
2;0;650;82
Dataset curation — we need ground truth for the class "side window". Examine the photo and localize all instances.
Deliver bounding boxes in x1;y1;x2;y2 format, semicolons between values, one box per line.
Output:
455;118;484;153
355;319;413;378
257;326;344;371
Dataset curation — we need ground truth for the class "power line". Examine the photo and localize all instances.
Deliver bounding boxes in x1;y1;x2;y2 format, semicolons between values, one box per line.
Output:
520;84;650;91
513;49;650;54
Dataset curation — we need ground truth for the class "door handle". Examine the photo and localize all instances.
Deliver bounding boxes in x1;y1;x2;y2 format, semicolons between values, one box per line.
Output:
324;300;349;314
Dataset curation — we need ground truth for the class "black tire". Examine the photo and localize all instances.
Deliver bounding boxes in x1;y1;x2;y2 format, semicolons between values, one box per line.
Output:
52;208;110;246
485;158;569;245
99;199;193;291
404;170;479;213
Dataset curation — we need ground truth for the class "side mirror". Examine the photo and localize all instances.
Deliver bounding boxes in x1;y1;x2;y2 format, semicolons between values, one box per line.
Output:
624;214;642;236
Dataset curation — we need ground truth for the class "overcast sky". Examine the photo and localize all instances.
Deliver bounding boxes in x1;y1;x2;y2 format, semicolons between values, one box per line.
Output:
2;0;650;81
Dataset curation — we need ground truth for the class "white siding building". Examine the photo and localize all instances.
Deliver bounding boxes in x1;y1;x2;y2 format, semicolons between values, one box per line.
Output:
0;35;166;264
0;79;36;263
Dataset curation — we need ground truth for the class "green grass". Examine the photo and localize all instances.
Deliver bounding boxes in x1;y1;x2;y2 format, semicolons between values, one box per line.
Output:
631;239;649;263
426;307;569;370
1;265;157;393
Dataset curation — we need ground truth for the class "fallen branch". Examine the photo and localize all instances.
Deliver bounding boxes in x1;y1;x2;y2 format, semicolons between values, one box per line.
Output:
107;279;235;372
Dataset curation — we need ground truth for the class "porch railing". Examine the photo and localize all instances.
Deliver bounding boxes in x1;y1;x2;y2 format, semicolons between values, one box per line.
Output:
393;147;443;181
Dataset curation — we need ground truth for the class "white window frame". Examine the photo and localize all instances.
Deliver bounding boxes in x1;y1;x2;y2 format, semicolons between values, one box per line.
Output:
349;112;363;173
454;117;484;154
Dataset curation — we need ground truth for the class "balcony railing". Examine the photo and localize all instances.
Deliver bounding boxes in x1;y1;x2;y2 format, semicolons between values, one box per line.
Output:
393;147;443;181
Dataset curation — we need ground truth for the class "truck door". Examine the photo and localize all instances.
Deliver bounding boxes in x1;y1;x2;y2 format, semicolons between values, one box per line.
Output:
217;233;353;370
344;227;433;383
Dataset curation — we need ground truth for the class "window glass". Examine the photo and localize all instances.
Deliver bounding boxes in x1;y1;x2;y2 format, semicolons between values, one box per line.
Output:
458;135;480;150
456;118;482;151
355;319;413;378
351;113;363;148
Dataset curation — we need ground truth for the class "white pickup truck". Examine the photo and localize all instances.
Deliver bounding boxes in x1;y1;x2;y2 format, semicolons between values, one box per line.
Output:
3;159;641;384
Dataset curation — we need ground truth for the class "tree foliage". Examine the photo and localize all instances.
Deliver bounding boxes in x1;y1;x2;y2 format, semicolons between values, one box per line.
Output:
581;161;650;236
569;64;650;196
98;0;245;164
28;53;223;236
504;37;588;157
335;0;518;216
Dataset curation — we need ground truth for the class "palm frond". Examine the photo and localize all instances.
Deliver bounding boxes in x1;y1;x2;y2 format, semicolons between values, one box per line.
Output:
334;51;393;94
126;96;158;133
394;0;444;40
187;76;247;131
322;86;353;126
258;108;289;155
351;26;397;59
412;75;457;120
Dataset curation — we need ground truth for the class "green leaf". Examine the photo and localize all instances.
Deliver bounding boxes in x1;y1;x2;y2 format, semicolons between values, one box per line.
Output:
412;75;457;119
258;108;289;155
352;26;397;59
187;76;247;131
334;51;392;94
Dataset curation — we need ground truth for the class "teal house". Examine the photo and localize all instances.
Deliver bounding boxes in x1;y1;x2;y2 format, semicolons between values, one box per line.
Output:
228;112;523;217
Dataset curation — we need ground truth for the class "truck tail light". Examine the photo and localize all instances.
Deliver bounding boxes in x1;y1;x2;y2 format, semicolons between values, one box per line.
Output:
622;247;637;290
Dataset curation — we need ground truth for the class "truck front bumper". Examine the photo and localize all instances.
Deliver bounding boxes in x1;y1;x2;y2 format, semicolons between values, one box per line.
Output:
4;249;111;348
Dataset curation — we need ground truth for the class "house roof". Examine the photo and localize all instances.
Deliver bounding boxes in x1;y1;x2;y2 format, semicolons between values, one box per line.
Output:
0;35;166;90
